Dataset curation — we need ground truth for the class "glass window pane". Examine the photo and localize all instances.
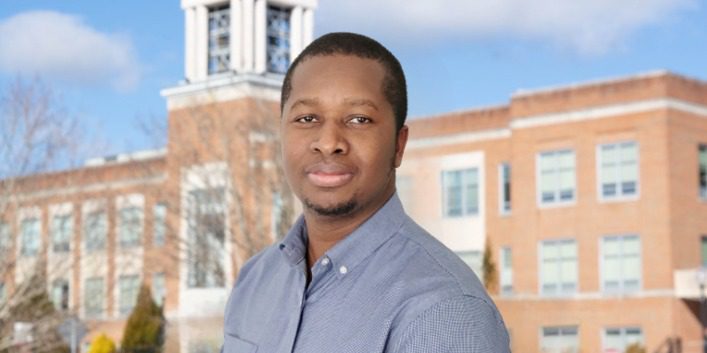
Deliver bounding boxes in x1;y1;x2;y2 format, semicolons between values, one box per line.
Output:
623;236;640;254
603;237;620;255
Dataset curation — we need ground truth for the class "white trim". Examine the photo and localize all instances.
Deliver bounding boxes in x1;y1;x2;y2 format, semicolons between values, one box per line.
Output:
596;141;640;203
498;288;675;301
16;174;166;202
84;148;166;167
512;98;707;130
229;0;243;72
406;128;511;150
161;73;282;110
513;70;670;98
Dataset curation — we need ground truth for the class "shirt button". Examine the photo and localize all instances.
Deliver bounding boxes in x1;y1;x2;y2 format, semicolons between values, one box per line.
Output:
321;257;330;266
339;266;348;274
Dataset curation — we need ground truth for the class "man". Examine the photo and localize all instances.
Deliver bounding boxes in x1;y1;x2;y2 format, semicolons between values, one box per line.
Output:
222;32;510;353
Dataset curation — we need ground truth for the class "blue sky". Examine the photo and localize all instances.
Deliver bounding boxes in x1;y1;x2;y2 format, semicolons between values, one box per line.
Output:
1;1;706;159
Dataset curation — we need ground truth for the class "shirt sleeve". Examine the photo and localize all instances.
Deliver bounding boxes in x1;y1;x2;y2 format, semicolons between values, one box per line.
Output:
389;295;510;353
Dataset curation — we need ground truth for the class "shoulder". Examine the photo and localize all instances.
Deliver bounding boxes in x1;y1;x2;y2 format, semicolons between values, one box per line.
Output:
388;295;510;353
394;217;488;298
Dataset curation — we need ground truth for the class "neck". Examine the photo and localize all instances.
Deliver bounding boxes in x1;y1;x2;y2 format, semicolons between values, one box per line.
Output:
303;190;394;269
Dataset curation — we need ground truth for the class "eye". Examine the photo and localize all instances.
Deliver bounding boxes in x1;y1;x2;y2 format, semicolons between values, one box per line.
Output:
295;115;317;123
349;116;372;124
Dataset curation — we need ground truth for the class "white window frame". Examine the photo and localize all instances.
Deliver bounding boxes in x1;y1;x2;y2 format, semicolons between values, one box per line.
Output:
602;326;643;352
600;234;642;294
536;149;577;208
540;326;579;353
152;272;166;307
118;205;143;248
83;276;104;318
50;278;70;311
19;217;41;257
83;210;107;252
441;168;479;218
539;239;578;296
498;162;511;215
50;214;72;253
699;144;707;200
597;141;640;202
153;203;167;247
118;274;140;316
500;246;513;295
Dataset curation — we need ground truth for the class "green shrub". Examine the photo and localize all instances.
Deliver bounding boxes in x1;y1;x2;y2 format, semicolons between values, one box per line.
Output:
88;334;116;353
120;285;165;353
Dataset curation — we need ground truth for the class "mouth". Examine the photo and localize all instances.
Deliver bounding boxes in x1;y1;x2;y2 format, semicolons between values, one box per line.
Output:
305;163;355;188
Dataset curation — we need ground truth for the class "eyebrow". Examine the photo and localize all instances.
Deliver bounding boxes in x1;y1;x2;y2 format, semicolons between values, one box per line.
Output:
344;98;379;111
288;97;380;112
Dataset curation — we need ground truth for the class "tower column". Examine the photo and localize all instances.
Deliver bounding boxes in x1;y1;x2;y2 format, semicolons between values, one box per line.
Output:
229;0;243;72
184;7;197;81
254;0;267;74
302;7;314;48
289;6;303;60
195;5;209;80
242;0;255;72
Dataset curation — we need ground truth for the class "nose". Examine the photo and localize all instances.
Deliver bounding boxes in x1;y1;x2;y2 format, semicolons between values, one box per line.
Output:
310;122;348;156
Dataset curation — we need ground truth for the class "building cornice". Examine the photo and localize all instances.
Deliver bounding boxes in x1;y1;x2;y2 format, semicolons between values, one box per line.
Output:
161;73;283;110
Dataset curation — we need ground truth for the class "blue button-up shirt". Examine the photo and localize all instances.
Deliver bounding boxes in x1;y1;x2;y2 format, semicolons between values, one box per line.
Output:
223;194;510;353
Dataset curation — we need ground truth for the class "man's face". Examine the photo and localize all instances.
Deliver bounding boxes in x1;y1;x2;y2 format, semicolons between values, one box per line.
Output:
281;54;408;218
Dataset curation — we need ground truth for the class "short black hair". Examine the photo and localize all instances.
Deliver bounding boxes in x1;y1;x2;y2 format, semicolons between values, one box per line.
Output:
280;32;407;131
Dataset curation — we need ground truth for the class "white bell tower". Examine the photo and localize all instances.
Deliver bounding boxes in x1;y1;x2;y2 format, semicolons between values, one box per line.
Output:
163;0;317;108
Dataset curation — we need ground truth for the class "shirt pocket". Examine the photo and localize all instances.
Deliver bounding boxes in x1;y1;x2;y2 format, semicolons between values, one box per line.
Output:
223;334;258;353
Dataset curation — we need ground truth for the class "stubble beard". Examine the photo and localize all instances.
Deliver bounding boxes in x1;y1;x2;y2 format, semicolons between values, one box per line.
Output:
304;198;358;217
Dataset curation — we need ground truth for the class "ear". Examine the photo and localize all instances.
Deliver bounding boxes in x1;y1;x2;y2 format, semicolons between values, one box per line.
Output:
394;125;409;168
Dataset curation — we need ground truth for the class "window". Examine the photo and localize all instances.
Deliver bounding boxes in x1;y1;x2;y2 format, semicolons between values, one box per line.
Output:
0;282;5;304
538;149;576;205
541;326;579;353
598;141;638;199
187;188;226;288
500;247;513;295
604;327;643;352
266;5;291;74
456;251;482;279
700;145;707;199
84;277;104;317
152;272;166;307
20;218;40;257
84;211;107;252
602;235;641;293
118;275;140;315
702;236;707;266
51;279;69;311
442;168;479;217
207;5;230;74
271;192;285;240
499;163;511;214
118;206;143;248
540;239;577;295
153;203;167;247
0;221;10;253
51;214;72;252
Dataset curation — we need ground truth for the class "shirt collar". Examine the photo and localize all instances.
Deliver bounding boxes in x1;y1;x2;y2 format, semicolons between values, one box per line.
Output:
278;193;406;272
278;216;308;266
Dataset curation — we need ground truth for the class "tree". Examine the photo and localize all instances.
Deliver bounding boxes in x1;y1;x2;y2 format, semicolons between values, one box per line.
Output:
625;343;646;353
0;77;91;353
482;240;498;293
120;285;164;353
0;266;70;353
88;334;116;353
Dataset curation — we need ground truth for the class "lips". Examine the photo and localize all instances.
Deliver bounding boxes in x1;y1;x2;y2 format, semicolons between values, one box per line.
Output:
305;162;355;188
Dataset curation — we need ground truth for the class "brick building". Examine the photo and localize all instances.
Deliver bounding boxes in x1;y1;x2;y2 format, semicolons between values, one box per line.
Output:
1;1;706;353
400;72;707;353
